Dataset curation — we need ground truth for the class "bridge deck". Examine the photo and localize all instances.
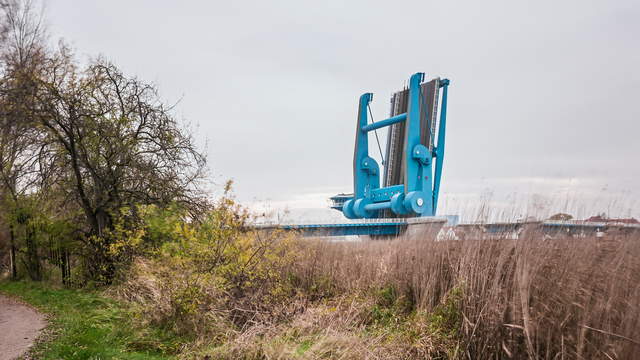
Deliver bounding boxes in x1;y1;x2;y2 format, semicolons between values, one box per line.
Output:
254;218;447;237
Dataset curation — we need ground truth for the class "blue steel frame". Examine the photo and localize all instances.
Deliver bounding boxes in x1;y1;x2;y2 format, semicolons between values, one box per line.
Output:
278;221;406;237
342;73;450;219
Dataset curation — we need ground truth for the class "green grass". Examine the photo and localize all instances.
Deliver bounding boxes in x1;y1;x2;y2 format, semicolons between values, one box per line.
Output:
0;281;173;360
295;339;314;355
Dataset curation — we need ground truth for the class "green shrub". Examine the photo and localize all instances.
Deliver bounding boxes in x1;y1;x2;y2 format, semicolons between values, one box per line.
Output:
115;189;301;342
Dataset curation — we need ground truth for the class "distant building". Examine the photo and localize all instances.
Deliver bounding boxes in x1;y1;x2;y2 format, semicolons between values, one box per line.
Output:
329;193;353;211
585;215;639;225
548;213;573;221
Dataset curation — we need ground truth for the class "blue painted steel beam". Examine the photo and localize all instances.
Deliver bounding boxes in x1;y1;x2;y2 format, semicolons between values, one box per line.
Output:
543;222;607;229
352;93;380;201
432;79;449;213
361;113;407;132
364;201;392;211
370;185;404;202
403;72;433;216
279;222;406;237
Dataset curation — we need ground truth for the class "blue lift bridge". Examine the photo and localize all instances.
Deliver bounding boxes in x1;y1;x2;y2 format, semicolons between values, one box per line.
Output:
262;72;450;237
339;72;449;220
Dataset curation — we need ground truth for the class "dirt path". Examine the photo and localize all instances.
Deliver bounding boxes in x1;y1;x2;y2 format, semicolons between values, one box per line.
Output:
0;295;47;360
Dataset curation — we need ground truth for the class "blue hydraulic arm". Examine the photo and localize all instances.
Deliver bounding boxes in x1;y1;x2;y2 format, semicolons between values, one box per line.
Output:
432;79;449;213
343;93;381;219
402;73;432;215
361;113;407;132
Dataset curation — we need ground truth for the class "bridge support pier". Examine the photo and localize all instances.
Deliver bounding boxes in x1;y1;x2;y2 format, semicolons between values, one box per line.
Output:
404;217;446;239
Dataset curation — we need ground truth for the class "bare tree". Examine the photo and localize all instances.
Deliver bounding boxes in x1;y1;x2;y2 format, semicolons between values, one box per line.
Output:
0;0;47;279
35;58;207;282
0;0;208;284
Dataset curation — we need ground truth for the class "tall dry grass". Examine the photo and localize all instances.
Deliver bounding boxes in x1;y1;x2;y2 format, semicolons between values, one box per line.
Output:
291;230;640;359
115;225;640;359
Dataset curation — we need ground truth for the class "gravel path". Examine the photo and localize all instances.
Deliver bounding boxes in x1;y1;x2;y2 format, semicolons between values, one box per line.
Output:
0;295;46;360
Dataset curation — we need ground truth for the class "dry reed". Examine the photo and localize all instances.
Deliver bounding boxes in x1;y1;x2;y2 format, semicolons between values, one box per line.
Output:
290;230;640;359
117;227;640;359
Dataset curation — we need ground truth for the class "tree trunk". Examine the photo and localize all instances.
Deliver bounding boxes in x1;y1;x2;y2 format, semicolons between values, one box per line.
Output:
60;247;70;285
25;224;41;281
9;225;17;279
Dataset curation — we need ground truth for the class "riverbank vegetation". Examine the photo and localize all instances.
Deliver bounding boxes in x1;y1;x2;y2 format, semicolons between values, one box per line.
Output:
0;281;170;359
4;229;639;359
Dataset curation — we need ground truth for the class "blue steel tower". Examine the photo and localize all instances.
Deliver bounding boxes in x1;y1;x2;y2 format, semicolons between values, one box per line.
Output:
338;73;450;219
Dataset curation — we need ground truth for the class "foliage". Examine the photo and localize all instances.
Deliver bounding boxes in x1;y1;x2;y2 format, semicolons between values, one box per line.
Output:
115;186;300;342
5;230;640;359
0;280;171;359
2;193;77;282
421;285;463;358
0;0;50;280
0;0;208;284
33;57;208;283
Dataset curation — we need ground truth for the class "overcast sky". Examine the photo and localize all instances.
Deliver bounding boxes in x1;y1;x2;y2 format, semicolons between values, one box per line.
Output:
47;0;639;221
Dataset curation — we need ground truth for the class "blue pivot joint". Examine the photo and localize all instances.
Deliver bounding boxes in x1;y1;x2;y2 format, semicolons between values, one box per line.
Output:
342;72;450;220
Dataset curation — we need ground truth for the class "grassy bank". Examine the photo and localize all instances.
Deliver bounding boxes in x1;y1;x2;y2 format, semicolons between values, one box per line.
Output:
3;230;640;359
0;281;174;360
112;231;640;359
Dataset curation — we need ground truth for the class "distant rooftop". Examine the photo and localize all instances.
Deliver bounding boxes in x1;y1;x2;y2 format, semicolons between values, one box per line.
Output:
585;216;639;224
